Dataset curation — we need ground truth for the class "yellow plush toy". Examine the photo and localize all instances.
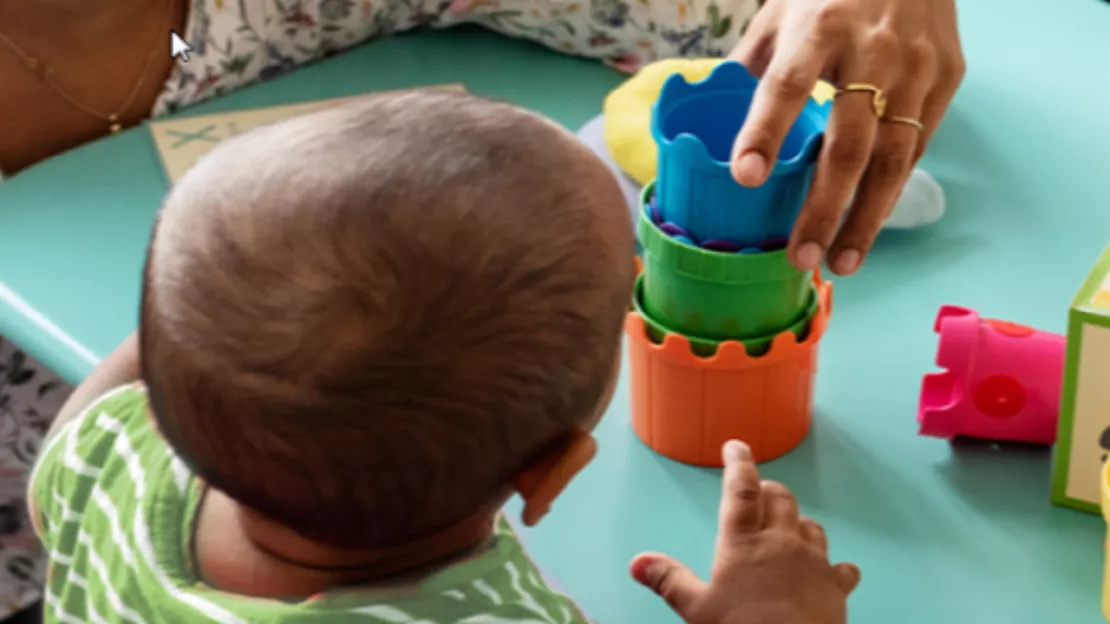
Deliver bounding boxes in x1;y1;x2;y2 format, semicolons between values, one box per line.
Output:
602;58;837;187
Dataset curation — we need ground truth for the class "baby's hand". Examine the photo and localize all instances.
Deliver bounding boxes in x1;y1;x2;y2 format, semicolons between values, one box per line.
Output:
630;441;859;624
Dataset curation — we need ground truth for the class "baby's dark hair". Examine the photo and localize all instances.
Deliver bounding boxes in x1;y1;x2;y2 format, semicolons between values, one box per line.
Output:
139;91;635;550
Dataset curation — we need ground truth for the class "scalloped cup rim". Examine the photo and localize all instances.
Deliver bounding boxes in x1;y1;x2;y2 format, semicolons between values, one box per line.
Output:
624;276;832;366
652;61;829;172
917;370;962;420
631;273;818;353
654;125;824;174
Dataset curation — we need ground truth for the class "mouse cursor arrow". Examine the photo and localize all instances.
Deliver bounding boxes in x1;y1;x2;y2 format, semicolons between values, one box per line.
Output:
170;31;193;63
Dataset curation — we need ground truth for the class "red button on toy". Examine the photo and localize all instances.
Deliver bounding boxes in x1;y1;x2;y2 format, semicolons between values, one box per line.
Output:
986;319;1034;338
973;374;1026;418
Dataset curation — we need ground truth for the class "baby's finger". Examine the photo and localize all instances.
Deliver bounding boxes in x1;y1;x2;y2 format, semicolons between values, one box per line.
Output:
832;562;862;594
630;553;708;618
719;440;763;536
760;480;799;529
799;516;828;554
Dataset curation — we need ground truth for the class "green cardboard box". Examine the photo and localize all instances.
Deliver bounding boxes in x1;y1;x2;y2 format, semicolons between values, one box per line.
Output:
1052;244;1110;513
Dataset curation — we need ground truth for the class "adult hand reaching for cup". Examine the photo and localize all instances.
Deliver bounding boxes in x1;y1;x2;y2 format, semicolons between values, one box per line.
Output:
630;441;860;624
728;0;965;276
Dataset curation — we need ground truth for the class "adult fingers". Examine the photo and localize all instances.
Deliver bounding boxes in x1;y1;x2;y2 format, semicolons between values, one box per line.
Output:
789;41;894;272
832;562;862;594
760;480;800;529
799;516;828;554
728;3;778;78
718;440;763;536
629;553;708;617
731;29;776;79
827;42;935;275
915;3;966;161
913;52;967;162
730;30;830;187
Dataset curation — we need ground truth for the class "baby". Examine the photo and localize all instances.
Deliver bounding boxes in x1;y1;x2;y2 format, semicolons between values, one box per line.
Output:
28;91;856;623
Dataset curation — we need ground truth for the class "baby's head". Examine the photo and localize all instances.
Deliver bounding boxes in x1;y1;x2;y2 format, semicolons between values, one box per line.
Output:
139;91;635;551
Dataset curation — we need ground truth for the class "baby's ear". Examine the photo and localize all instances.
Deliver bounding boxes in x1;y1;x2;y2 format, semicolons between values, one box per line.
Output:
512;432;597;527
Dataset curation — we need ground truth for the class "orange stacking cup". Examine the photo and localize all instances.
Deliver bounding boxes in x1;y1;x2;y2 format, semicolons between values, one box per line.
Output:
626;273;833;466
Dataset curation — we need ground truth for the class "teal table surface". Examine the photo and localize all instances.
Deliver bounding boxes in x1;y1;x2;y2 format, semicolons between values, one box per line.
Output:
4;2;1110;621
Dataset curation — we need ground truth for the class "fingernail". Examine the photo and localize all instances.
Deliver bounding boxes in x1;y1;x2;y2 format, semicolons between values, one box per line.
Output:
733;151;767;187
795;242;823;270
630;556;662;585
643;559;663;582
833;249;861;275
723;440;749;463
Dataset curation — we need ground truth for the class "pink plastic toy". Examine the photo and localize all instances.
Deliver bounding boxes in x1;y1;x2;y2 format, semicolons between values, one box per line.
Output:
918;305;1066;445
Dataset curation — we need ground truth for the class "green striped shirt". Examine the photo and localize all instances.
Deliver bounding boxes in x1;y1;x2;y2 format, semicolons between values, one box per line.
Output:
30;383;589;623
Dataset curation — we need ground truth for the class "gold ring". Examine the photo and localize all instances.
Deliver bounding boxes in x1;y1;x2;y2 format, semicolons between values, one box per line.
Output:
881;115;925;131
835;83;887;118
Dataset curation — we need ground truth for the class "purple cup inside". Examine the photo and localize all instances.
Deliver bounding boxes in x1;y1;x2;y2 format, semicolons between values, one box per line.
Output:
701;239;744;253
658;222;689;238
759;236;789;251
650;190;795;254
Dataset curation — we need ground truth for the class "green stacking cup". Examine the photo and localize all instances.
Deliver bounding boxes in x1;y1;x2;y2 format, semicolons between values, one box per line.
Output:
632;275;818;357
639;181;812;340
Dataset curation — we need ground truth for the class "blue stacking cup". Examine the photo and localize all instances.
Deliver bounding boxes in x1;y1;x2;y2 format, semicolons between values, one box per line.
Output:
652;61;829;247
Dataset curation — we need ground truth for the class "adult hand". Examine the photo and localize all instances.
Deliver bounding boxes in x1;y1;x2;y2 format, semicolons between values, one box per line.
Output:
630;441;860;624
728;0;965;276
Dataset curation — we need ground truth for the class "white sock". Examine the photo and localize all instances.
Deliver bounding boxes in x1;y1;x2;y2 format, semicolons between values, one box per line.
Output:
883;168;946;229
